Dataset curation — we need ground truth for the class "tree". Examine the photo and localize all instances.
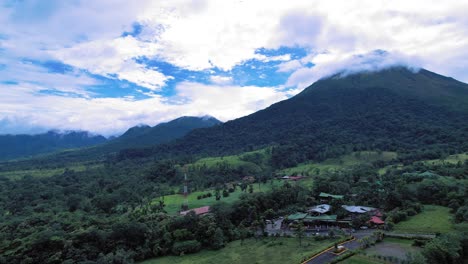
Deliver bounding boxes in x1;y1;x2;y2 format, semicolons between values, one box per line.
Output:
248;184;254;194
295;221;305;246
211;228;225;249
240;182;248;192
238;222;248;246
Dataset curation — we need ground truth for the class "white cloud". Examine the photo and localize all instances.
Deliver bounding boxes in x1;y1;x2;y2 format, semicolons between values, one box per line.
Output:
209;75;233;85
2;0;468;135
277;60;303;73
286;50;422;89
52;36;171;91
0;82;288;136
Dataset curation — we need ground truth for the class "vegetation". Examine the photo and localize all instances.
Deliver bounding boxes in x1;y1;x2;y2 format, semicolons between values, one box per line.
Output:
140;237;340;264
393;205;454;234
0;130;106;161
281;151;397;176
0;68;467;263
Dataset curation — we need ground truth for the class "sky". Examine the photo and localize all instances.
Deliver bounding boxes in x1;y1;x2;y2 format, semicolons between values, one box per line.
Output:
1;0;468;136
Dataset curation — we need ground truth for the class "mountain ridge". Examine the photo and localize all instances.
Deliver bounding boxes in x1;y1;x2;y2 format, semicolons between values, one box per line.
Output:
117;67;468;168
0;130;107;161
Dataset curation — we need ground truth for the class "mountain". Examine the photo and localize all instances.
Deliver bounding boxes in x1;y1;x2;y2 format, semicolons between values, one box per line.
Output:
98;115;222;152
120;67;468;167
0;130;107;160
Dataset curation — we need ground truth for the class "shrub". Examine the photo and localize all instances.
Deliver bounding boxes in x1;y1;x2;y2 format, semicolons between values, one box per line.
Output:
171;240;201;255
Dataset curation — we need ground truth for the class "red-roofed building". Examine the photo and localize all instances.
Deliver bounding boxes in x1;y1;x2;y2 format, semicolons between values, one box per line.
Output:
369;216;385;225
180;206;210;216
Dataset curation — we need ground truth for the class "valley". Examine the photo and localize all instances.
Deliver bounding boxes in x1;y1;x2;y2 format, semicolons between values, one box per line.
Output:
0;68;467;264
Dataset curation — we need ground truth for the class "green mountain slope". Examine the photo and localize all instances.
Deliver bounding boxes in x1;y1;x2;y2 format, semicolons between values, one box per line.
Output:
0;131;107;161
120;67;468;168
97;116;222;153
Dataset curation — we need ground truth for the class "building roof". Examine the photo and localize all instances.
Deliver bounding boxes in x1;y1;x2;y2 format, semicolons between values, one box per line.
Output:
287;213;308;221
369;216;385;224
308;204;331;214
341;205;376;214
289;176;304;181
180;206;210;216
319;192;344;199
303;214;337;222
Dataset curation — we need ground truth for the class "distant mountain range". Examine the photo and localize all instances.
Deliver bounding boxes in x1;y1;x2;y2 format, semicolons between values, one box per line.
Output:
118;67;468;167
0;131;107;160
0;116;222;161
84;115;222;156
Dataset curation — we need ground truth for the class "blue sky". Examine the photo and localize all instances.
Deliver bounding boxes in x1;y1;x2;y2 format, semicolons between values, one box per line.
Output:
1;0;468;136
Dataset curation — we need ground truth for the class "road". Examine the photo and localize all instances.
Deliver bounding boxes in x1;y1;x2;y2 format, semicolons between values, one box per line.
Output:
304;230;372;264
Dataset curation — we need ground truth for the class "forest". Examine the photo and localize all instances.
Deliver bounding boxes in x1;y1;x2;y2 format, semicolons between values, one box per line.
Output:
0;148;467;263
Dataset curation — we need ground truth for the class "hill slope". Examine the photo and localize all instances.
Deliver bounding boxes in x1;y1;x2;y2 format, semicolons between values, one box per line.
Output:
0;131;107;160
120;67;468;167
98;115;222;153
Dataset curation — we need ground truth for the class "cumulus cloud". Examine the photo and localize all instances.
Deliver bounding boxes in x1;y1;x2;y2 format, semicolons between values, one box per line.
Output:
286;50;423;88
209;75;233;85
0;82;288;136
1;0;468;134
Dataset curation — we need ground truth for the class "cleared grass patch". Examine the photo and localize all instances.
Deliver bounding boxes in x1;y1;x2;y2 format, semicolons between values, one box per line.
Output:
341;254;383;264
393;205;454;234
140;237;340;264
423;153;468;165
156;179;298;215
282;151;397;176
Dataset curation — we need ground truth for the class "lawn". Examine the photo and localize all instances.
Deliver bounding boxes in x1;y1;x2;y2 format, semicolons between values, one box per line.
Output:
281;151;397;176
156;178;313;215
393;205;454;234
140;237;340;264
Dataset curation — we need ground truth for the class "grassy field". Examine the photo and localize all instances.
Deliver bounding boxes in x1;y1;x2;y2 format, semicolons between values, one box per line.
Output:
393;205;454;234
0;163;102;180
188;148;270;170
157;178;312;214
341;255;383;264
281;151;397;176
423;153;468;165
141;237;340;264
343;238;419;264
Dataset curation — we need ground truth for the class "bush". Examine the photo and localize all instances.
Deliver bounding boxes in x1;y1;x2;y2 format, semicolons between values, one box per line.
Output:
171;240;201;255
412;240;426;247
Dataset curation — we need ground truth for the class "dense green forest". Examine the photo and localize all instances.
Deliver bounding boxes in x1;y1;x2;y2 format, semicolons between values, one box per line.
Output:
0;153;467;263
1;68;468;263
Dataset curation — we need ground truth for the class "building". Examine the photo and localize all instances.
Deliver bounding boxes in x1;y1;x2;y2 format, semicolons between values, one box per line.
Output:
318;192;344;202
180;206;210;216
307;204;331;215
341;205;376;214
368;216;385;226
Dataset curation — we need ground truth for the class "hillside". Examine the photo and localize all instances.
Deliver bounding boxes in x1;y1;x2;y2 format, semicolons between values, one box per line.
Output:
119;67;468;168
0;116;221;168
0;130;107;161
92;115;221;154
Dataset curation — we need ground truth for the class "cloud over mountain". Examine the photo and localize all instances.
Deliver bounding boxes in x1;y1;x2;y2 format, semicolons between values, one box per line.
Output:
1;0;468;134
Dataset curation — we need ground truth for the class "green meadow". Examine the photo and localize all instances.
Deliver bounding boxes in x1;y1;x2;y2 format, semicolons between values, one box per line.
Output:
0;163;102;180
156;178;312;215
393;205;454;234
141;237;340;264
281;151;397;176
